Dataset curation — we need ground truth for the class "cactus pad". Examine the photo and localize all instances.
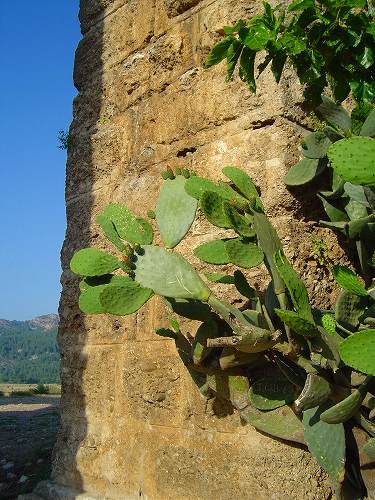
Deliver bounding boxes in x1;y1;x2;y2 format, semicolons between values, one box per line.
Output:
223;202;256;237
334;290;367;329
320;381;369;424
225;238;264;269
274;309;318;338
201;191;232;228
273;249;313;322
360;108;375;137
222;166;258;200
339;329;375;375
303;403;346;494
102;204;153;245
301;131;332;159
70;248;121;277
194;239;230;264
241;405;304;444
156;175;198;248
249;377;295;410
134;245;211;301
204;273;235;284
284;158;325;186
234;270;258;300
363;437;375;459
192;320;218;365
331;265;368;297
295;374;331;412
96;214;126;252
100;283;153;316
317;96;351;133
327;137;375;186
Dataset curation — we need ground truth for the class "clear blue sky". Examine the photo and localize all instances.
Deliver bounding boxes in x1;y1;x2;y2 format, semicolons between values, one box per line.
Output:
0;2;81;320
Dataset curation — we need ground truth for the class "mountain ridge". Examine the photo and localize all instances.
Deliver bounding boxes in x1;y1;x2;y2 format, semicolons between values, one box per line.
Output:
0;313;59;332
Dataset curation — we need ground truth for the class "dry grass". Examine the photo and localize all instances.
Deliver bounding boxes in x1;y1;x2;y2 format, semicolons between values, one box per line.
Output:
0;383;61;396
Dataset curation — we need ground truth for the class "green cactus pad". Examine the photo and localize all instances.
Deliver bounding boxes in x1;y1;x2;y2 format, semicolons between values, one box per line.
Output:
225;238;264;269
249;377;295;410
363;437;375;459
295;374;331;412
164;297;211;321
273;249;313;322
79;285;108;314
184;176;230;200
331;265;368;297
96;214;126;252
339;329;375;375
360;108;375;137
194;239;230;265
134;245;211;301
334;290;367;330
320;313;337;337
192;320;218;365
284;158;325;186
301;131;332;159
207;374;250;410
241;405;305;444
234;270;258;300
156;176;198;248
102;204;153;245
274;309;318;338
219;348;262;370
317;96;352;133
327;137;375;186
201;191;232;228
222;166;258;200
253;212;284;294
70;248;121;277
320;381;369;424
204;273;235;284
303;403;346;494
99;284;153;316
222;202;256;237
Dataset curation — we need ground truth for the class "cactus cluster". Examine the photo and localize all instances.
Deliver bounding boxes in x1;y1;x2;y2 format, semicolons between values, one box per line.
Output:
70;166;375;498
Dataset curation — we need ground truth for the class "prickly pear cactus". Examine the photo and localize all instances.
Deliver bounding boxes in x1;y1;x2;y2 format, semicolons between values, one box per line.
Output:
70;165;375;497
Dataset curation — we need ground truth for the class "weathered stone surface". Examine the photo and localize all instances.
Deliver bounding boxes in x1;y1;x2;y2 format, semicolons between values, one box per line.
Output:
42;0;355;498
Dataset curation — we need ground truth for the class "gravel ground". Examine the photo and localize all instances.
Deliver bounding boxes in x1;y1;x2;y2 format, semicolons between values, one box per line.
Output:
0;396;60;499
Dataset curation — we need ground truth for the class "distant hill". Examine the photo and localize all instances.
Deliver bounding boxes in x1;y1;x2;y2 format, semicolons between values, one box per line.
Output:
0;314;60;384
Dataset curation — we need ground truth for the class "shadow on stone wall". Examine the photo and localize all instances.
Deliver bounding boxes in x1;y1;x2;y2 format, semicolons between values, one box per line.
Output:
51;0;105;494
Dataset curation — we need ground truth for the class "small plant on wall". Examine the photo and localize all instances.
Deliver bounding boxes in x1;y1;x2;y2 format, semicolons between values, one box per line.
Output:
70;1;375;498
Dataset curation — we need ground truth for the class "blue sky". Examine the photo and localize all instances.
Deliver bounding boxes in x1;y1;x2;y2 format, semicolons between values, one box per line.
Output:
0;2;81;320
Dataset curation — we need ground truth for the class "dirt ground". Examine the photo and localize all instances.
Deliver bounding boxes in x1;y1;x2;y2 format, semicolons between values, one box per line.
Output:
0;395;60;499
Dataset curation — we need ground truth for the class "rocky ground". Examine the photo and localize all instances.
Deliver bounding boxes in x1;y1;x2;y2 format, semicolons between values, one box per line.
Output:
0;395;60;499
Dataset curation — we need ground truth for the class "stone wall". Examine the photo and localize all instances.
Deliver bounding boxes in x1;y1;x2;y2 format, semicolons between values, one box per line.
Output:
39;0;347;498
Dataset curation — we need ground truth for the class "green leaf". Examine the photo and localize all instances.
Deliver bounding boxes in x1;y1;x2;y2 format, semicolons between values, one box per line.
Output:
194;239;230;265
339;329;375;375
241;19;273;51
99;284;153;316
225;238;264;269
327;137;375;186
275;309;318;337
249;377;295;410
79;275;137;314
156;176;198;248
317;96;352;133
331;265;368;297
350;80;375;105
102;204;153;245
226;39;242;81
358;46;375;69
317;194;349;223
70;248;120;277
288;0;314;11
222;166;258;200
284;158;325;186
239;46;256;92
241;405;305;444
303;403;346;495
204;36;232;68
96;214;126;252
273;249;313;322
134;245;211;301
